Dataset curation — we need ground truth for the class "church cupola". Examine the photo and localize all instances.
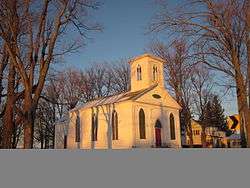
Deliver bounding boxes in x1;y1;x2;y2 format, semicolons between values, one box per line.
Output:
129;54;165;92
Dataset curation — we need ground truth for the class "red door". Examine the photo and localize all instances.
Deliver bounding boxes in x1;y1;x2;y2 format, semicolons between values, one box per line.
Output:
155;128;162;147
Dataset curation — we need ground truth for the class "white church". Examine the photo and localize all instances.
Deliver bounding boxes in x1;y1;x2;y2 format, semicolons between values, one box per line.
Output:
55;54;182;149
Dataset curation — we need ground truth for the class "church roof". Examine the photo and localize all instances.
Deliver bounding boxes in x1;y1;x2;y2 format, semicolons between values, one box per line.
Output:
128;53;165;64
70;84;158;112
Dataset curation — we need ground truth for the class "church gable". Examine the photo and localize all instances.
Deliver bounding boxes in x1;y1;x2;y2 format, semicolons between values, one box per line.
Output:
133;86;181;110
128;54;180;110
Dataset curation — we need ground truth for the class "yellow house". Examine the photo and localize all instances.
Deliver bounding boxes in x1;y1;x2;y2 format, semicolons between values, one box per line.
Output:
55;54;182;149
185;120;202;147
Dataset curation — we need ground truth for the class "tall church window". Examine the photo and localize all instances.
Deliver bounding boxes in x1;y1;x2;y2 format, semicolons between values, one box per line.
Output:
64;135;67;149
139;108;146;139
137;65;142;80
75;114;81;142
112;110;118;140
153;66;158;81
170;113;176;140
91;113;98;141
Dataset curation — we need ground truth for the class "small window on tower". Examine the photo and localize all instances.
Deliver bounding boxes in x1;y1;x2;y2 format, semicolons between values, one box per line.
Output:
137;65;142;80
153;66;157;81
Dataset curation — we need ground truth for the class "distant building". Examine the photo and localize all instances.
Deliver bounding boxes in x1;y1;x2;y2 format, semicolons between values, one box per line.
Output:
185;120;202;147
205;127;227;148
54;54;182;149
184;120;227;148
227;134;241;148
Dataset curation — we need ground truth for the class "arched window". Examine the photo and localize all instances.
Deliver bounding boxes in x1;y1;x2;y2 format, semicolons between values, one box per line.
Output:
137;65;142;80
139;109;146;139
170;113;176;140
75;113;81;142
112;110;118;140
153;66;157;81
91;113;98;141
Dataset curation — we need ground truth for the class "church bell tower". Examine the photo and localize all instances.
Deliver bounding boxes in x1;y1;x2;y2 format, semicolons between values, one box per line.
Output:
129;54;165;92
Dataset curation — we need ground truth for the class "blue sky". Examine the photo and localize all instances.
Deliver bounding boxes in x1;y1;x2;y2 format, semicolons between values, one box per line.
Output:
64;0;161;67
62;0;238;116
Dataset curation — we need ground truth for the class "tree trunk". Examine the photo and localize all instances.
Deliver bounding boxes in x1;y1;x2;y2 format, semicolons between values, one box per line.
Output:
23;99;35;149
12;123;17;149
246;0;250;109
201;126;206;148
52;125;55;149
247;31;250;109
40;129;44;149
234;61;249;147
107;117;112;149
2;61;15;149
244;109;250;147
186;127;194;148
45;130;49;148
246;22;250;148
2;99;15;148
23;119;34;149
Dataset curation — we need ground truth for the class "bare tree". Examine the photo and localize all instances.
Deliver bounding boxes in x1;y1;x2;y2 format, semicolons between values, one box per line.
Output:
191;64;214;147
34;98;56;149
243;0;250;108
33;61;130;149
0;0;101;148
150;0;250;147
2;61;16;148
56;69;86;110
150;40;194;146
108;59;130;93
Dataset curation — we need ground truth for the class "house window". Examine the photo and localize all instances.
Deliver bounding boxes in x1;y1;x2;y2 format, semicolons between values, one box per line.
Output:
153;66;157;81
91;113;98;141
75;114;81;142
170;113;176;140
112;110;118;140
193;130;200;136
139;108;146;139
137;65;142;80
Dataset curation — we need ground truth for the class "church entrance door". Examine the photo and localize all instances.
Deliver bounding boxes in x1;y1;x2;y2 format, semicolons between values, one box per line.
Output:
155;120;162;147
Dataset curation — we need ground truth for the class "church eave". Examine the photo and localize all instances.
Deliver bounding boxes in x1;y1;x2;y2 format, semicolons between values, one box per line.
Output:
128;53;165;64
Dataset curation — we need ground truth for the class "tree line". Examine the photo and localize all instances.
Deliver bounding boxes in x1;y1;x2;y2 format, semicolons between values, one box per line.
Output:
34;61;130;148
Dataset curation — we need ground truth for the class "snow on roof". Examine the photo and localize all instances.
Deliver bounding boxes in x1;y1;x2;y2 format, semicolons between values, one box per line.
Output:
70;84;158;112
